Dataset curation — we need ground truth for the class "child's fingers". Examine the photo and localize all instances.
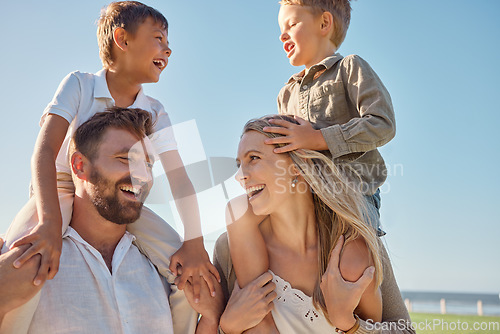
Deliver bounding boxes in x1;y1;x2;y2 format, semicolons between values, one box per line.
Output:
264;136;292;145
201;273;219;297
175;273;189;290
293;115;307;124
10;234;37;249
47;258;60;280
13;245;40;268
273;144;297;154
208;263;221;283
183;280;195;301
268;118;294;127
168;255;180;276
263;126;290;135
0;237;4;251
192;275;202;304
33;259;50;286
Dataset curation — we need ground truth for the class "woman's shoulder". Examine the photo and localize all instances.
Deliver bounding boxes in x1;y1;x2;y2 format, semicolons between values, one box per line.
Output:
214;232;229;255
213;232;232;278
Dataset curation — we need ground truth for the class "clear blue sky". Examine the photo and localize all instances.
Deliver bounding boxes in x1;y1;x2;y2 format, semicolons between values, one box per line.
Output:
0;0;499;294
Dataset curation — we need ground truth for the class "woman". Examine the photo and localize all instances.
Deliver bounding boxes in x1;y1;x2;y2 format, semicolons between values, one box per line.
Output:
214;116;415;333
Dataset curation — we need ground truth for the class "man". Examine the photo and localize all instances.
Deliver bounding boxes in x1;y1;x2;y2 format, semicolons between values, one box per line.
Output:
1;107;223;333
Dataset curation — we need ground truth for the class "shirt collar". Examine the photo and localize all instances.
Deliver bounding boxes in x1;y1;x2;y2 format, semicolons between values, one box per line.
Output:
93;69;152;111
287;53;344;83
94;69;113;100
63;226;136;244
129;86;151;110
64;226;136;274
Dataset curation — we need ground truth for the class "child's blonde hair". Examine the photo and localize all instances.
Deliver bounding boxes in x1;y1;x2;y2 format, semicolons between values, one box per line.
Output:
97;1;168;69
279;0;352;49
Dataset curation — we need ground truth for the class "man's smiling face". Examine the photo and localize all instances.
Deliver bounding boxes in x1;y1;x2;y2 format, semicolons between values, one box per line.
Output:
86;127;154;225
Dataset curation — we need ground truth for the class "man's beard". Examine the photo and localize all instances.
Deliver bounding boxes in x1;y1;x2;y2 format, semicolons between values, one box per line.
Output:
88;168;148;225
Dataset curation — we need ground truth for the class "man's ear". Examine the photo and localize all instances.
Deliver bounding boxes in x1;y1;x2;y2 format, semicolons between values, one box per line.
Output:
71;152;89;181
320;11;334;36
113;27;128;51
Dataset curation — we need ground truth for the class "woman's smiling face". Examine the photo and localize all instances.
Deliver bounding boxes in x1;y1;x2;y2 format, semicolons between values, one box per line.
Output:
235;130;297;216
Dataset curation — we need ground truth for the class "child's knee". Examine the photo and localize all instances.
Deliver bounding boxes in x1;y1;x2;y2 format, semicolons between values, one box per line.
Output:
339;238;371;282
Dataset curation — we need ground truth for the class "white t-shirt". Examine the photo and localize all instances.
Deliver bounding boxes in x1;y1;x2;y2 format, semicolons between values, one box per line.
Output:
43;69;177;174
28;227;174;334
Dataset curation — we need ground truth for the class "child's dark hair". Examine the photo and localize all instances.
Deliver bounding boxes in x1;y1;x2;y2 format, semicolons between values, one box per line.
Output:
97;1;168;68
72;106;153;162
279;0;352;49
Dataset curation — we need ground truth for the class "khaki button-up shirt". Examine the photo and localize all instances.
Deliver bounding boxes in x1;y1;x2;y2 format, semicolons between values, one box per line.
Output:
277;54;396;195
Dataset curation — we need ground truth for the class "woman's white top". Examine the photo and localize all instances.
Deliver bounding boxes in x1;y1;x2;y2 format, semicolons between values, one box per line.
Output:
270;270;335;333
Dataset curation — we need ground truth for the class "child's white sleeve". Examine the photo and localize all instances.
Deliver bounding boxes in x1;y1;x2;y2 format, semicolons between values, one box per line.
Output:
40;71;82;127
148;99;178;155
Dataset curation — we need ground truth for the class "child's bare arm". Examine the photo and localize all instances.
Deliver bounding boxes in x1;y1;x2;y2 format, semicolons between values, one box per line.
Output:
159;150;220;301
11;114;69;285
225;194;268;288
262;116;328;153
339;236;382;323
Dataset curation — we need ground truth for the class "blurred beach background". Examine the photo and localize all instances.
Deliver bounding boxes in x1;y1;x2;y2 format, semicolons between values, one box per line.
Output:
0;0;499;324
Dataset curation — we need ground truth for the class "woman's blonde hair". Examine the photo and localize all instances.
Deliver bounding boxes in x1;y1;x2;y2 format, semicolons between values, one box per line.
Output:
242;115;383;320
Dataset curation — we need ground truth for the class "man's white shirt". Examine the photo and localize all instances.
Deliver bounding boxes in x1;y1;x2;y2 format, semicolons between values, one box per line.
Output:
27;227;174;334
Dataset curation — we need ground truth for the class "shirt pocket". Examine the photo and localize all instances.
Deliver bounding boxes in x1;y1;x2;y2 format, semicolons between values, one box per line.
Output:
309;81;349;123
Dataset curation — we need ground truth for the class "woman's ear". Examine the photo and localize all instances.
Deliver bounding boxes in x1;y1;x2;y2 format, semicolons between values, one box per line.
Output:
113;27;128;51
71;152;89;181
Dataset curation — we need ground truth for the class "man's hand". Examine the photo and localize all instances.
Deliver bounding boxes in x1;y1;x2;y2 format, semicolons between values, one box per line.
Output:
320;235;375;331
0;238;42;323
263;116;328;153
170;237;221;303
10;221;62;286
219;272;277;334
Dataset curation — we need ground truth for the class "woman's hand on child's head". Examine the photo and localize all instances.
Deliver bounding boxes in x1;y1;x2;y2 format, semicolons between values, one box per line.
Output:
263;116;328;153
320;235;375;330
10;221;62;286
170;237;221;303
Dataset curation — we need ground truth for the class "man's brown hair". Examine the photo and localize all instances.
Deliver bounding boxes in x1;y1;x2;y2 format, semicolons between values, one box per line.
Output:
279;0;352;49
97;1;168;68
72;106;153;162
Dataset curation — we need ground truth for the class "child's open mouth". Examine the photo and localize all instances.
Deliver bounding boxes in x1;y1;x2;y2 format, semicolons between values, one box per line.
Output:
153;59;166;70
284;42;295;57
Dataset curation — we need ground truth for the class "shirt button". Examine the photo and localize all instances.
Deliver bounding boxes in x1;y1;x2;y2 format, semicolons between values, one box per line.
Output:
302;85;308;90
